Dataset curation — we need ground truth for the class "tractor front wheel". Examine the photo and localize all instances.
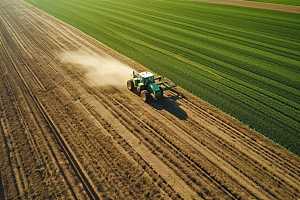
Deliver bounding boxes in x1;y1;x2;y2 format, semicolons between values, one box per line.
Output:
141;90;149;102
127;79;134;91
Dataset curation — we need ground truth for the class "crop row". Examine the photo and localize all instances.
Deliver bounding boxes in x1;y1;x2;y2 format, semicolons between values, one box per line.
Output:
25;0;300;155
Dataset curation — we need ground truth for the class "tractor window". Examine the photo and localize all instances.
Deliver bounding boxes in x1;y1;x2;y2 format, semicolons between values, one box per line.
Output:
144;78;148;85
148;76;154;83
137;75;142;84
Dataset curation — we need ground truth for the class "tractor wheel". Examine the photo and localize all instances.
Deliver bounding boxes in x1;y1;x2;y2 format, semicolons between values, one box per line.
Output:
159;86;164;97
141;90;149;102
137;85;142;93
127;79;134;91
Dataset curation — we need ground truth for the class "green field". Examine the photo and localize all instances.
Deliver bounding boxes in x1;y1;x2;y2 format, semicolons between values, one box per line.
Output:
24;0;300;156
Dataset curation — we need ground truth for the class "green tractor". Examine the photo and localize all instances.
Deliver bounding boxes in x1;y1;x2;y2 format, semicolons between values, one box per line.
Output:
127;71;176;102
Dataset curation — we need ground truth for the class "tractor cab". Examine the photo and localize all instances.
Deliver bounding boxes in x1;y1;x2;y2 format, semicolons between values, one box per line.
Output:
135;71;154;86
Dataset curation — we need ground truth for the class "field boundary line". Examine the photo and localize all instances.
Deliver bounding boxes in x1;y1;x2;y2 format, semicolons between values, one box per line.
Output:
195;0;300;13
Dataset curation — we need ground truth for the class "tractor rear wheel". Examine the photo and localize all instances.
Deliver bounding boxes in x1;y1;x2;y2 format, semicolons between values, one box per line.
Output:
141;90;149;102
127;79;134;91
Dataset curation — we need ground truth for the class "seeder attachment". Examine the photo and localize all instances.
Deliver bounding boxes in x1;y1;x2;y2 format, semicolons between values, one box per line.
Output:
155;76;176;91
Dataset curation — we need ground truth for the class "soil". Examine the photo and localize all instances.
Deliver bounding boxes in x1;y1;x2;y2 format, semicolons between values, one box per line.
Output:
0;0;299;199
195;0;300;13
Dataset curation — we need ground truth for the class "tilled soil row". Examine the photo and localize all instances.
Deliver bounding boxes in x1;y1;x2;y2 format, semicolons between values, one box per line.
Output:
0;0;299;199
0;9;86;200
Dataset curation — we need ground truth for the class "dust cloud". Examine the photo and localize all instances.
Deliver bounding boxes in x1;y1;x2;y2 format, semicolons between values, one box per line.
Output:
60;51;133;87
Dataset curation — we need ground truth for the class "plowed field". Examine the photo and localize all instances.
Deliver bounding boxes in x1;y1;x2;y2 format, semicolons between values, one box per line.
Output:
0;0;299;199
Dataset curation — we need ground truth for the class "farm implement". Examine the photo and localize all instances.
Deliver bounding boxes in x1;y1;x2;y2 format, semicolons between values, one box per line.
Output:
127;71;176;102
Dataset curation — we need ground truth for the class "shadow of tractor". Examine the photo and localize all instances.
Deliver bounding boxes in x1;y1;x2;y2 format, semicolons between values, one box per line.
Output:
132;88;187;120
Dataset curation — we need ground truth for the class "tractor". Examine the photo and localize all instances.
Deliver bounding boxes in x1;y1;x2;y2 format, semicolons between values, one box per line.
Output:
127;71;176;102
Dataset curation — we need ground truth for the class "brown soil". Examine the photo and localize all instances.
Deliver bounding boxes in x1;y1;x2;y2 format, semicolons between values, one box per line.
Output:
0;0;299;199
195;0;300;13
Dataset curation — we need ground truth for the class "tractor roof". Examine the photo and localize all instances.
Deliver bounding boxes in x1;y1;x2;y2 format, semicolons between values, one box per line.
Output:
139;71;154;78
